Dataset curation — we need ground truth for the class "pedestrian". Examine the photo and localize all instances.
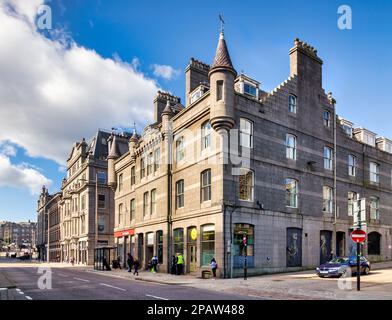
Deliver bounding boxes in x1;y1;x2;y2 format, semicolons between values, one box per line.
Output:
210;258;218;278
117;255;122;269
176;253;184;275
127;253;134;272
70;257;75;266
171;255;177;275
151;255;158;273
133;259;140;276
330;250;335;261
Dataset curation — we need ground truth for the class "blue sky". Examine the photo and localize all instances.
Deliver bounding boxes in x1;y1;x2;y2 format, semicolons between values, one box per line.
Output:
0;0;391;222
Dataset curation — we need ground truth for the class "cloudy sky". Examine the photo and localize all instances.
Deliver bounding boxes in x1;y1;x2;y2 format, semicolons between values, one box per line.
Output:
0;0;391;222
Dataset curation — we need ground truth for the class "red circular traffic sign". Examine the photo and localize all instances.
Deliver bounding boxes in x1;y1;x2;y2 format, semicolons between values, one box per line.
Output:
351;229;367;243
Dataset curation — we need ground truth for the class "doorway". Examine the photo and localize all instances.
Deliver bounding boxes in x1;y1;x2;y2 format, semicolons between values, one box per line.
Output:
336;232;345;257
188;245;197;272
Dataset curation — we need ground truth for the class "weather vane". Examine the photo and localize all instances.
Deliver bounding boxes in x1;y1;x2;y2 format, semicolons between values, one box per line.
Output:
219;13;225;33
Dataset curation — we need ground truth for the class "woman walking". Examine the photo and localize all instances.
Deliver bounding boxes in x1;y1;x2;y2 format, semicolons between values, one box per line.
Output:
210;258;218;278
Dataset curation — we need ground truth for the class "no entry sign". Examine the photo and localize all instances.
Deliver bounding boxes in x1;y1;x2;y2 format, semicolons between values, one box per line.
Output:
351;229;367;243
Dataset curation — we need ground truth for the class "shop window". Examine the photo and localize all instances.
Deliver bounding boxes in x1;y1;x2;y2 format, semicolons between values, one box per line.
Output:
173;228;184;256
156;230;163;264
233;224;254;268
201;225;215;266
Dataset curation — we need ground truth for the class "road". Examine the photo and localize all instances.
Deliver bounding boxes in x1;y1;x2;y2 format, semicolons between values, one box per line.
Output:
0;265;254;300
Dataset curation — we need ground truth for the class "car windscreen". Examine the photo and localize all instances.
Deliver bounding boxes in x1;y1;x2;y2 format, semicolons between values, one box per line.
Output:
328;258;348;263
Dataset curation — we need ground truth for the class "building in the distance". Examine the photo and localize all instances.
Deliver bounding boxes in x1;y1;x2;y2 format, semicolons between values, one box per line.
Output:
59;130;128;265
1;221;37;248
48;193;62;261
37;186;58;261
108;30;392;277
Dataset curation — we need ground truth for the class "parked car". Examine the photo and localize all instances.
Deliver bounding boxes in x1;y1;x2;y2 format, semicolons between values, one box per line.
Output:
18;252;30;260
9;252;17;258
316;256;371;278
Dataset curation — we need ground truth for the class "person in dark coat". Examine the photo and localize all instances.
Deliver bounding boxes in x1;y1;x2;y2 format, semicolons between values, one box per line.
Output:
127;253;134;272
133;259;140;276
171;255;177;275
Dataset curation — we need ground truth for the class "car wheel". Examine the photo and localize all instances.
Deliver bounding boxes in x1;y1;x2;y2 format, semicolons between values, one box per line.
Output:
363;267;370;275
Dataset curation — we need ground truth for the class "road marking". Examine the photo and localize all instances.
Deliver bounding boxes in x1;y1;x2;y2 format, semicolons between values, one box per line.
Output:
0;288;7;291
99;283;126;291
146;294;169;300
57;273;69;277
73;277;90;282
25;296;33;300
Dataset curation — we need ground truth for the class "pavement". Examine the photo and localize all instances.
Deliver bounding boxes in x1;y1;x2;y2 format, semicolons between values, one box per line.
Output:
86;260;392;300
1;259;392;300
0;260;255;300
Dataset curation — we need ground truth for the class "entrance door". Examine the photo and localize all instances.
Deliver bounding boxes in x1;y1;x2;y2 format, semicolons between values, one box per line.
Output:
336;232;345;257
188;245;197;273
146;246;153;269
320;230;333;264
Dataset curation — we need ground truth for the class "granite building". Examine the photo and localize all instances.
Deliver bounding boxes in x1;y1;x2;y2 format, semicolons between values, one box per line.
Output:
59;130;128;265
108;31;392;277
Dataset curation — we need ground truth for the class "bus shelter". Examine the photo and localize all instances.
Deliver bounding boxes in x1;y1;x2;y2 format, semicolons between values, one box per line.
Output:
94;246;116;271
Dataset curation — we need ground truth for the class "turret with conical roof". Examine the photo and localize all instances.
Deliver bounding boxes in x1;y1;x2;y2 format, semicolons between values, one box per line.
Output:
208;31;236;133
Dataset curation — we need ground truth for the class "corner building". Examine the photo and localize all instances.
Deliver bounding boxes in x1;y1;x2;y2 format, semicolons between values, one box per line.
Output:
109;32;392;277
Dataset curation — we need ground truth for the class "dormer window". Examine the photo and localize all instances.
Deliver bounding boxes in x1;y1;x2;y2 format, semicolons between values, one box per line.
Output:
339;118;354;138
342;125;353;137
235;74;260;99
190;90;203;104
244;82;257;97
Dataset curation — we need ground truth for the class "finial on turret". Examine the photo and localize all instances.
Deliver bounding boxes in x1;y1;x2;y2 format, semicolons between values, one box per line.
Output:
327;92;336;105
219;13;225;35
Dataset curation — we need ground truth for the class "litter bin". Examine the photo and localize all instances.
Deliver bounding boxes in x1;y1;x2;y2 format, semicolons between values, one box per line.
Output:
202;270;212;279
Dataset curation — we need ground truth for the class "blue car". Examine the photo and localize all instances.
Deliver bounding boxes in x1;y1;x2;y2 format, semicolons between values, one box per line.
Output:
316;256;371;278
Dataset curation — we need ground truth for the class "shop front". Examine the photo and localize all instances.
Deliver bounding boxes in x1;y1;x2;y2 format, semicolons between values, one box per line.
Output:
114;228;135;268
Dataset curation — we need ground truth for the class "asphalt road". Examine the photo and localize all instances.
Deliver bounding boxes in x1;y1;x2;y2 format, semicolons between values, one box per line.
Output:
0;266;254;300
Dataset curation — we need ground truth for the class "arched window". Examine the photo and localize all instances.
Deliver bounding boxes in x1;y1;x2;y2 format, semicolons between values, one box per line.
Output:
201;121;211;150
201;224;215;266
240;118;253;148
368;232;381;255
173;228;184;255
285;178;298;208
288;94;297;113
286;134;297;160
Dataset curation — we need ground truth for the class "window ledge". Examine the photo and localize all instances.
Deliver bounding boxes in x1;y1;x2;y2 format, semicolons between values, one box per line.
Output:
201;200;212;209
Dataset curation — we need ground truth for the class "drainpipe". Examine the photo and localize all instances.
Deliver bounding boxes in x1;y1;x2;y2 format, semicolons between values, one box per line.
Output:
328;93;338;255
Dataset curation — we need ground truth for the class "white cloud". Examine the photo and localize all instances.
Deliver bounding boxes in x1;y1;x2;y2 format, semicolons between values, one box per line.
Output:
0;153;51;195
152;64;181;80
0;1;159;164
0;142;17;157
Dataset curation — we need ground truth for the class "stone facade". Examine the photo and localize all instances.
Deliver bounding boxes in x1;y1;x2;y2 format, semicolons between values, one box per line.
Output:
109;33;392;277
59;130;128;265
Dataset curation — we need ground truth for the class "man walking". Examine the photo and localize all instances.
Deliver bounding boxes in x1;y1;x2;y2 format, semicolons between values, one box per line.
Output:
127;253;134;272
176;253;184;275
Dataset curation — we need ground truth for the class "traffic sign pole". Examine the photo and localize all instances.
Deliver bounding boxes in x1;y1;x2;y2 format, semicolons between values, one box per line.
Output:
351;229;366;291
243;233;247;281
357;240;360;291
